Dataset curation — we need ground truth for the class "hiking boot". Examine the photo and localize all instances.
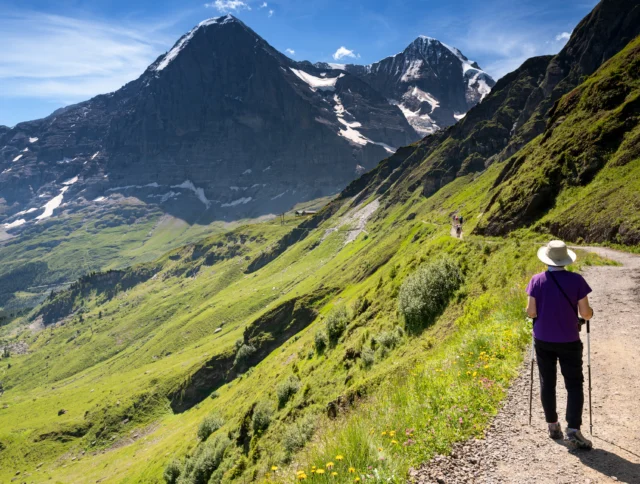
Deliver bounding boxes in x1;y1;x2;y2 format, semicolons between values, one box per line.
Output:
548;422;563;440
565;428;593;449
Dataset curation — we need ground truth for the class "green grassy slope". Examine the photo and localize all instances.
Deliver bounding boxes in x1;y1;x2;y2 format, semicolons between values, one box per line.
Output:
477;35;640;242
0;196;273;311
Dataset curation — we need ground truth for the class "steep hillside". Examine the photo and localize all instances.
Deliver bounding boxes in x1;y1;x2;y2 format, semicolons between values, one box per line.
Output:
477;35;640;242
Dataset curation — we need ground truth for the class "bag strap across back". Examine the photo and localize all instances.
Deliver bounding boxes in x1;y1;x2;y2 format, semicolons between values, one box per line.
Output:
547;271;579;320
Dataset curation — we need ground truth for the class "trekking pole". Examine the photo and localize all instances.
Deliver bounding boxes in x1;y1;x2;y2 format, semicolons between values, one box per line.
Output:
587;318;593;435
528;330;535;426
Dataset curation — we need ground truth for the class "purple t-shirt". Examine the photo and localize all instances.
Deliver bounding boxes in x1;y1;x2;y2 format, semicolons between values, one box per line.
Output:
526;270;592;343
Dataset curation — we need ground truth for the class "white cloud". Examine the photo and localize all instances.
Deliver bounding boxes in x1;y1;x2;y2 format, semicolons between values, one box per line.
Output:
268;9;274;17
259;2;268;7
205;0;251;13
0;11;177;103
332;46;357;61
555;31;571;42
285;48;295;56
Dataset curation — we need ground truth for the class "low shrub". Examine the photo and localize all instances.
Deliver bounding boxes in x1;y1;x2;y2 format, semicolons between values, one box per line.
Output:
234;344;256;369
277;375;301;408
360;347;375;369
163;459;181;484
398;255;462;333
314;330;328;354
197;414;224;441
282;414;316;459
252;400;273;434
326;305;349;345
190;435;230;484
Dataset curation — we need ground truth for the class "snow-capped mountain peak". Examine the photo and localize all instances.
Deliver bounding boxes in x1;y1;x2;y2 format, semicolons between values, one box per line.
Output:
343;36;495;136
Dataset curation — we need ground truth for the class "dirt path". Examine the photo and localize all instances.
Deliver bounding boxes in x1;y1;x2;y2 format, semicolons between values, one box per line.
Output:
411;247;640;484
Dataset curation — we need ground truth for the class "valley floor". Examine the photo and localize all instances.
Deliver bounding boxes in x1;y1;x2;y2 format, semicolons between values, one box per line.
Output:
412;247;640;484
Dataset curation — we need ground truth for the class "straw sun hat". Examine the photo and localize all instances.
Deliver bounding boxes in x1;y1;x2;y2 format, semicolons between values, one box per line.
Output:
537;240;577;267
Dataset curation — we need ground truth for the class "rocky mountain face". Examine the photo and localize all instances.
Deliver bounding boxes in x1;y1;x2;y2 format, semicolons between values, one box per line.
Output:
0;16;494;232
337;37;495;136
0;15;418;228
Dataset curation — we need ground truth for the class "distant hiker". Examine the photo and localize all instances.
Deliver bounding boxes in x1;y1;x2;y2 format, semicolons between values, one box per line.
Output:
526;240;593;449
456;224;462;237
459;215;464;225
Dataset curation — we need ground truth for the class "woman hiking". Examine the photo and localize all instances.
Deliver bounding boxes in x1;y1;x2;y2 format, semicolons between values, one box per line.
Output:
525;240;593;449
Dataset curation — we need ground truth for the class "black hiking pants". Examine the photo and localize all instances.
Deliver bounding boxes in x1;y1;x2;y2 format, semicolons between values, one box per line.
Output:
534;339;584;429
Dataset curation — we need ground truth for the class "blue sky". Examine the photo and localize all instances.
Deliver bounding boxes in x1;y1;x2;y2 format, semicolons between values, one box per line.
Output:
0;0;598;127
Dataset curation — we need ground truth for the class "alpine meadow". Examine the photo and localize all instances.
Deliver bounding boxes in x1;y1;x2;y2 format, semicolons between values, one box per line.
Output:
1;0;639;483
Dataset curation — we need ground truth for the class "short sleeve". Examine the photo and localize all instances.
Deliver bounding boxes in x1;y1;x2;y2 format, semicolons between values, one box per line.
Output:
577;275;592;300
526;276;538;298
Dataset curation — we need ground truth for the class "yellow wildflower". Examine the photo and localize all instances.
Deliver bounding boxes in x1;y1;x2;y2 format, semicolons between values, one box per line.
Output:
381;431;387;436
271;466;278;471
354;478;361;483
391;440;398;444
326;462;334;469
298;473;307;480
389;430;396;437
331;472;338;477
473;371;477;377
336;455;344;461
348;467;356;473
316;469;325;475
378;447;383;452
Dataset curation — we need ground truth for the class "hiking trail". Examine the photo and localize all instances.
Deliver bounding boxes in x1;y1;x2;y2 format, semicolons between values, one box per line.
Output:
411;247;640;484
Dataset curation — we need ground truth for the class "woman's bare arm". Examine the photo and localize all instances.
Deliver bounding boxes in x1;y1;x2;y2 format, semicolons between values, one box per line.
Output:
526;296;537;319
578;295;593;320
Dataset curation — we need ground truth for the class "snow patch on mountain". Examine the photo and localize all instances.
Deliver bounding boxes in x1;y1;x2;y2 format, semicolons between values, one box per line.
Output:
36;186;69;221
29;137;38;143
221;197;252;207
401;59;424;82
334;95;395;153
155;15;232;72
290;68;344;92
394;102;439;137
62;176;79;186
12;154;22;162
171;180;210;208
16;207;38;216
3;219;26;229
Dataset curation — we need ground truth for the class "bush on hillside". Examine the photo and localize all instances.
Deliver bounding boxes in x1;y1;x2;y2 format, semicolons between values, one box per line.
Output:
374;327;404;358
282;414;316;459
314;330;328;354
352;296;370;316
277;375;301;408
234;344;256;369
252;400;274;433
398;256;462;333
325;305;349;345
360;347;375;369
163;459;181;484
197;414;224;441
190;435;230;484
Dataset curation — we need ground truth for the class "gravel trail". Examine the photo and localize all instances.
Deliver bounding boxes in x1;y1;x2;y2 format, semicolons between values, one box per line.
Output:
411;247;640;484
